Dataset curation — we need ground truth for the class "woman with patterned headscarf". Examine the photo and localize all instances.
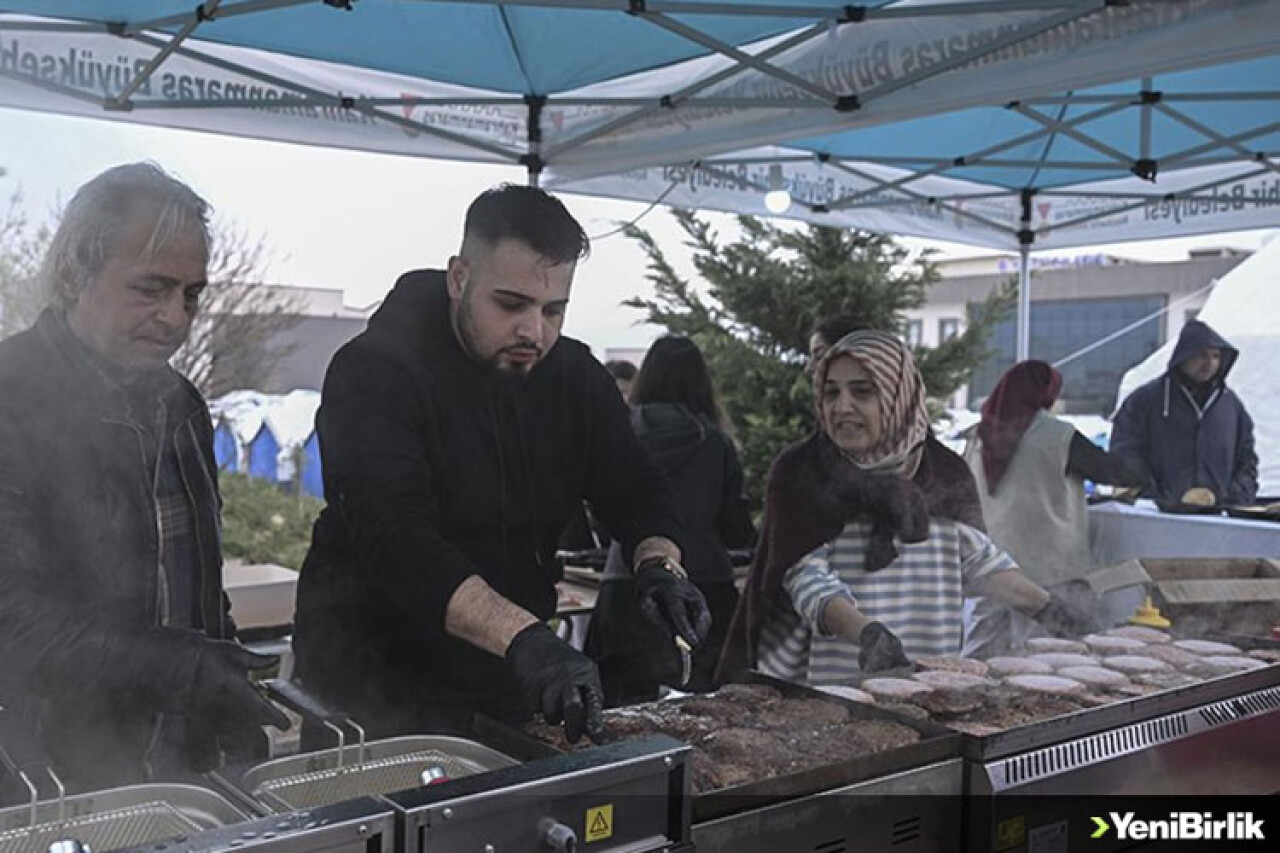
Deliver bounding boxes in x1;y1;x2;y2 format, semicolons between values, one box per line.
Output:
963;360;1149;656
720;332;1085;683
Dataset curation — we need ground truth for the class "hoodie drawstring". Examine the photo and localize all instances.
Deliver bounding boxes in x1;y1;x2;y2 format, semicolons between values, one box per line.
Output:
1162;376;1170;419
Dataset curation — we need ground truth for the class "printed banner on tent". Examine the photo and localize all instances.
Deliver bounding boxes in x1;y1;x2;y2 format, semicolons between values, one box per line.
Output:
3;0;1277;173
551;156;1280;251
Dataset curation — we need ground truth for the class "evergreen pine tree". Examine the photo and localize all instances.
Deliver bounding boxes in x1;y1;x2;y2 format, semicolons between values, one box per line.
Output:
623;211;1015;508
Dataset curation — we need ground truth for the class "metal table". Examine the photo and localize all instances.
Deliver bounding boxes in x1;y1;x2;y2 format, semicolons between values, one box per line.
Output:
1088;501;1280;565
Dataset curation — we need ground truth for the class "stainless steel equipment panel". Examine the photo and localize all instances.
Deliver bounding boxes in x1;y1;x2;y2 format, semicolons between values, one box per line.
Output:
970;683;1280;795
111;796;395;853
693;759;963;853
391;736;693;853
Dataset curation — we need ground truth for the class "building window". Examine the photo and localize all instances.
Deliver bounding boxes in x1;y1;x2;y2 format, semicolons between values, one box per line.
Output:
905;320;923;348
967;295;1165;414
939;318;961;343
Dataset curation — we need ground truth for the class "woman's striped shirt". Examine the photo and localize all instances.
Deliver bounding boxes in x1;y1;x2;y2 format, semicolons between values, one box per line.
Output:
757;519;1015;684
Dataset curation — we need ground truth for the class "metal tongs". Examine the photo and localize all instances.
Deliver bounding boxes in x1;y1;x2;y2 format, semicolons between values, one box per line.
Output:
675;636;693;688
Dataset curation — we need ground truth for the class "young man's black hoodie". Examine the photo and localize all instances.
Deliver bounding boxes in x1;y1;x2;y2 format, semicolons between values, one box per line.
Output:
292;271;683;731
1111;319;1257;505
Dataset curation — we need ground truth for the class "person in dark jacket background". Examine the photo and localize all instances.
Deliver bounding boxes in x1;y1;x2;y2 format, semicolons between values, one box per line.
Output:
293;186;709;744
586;336;756;703
1111;319;1258;506
0;163;287;797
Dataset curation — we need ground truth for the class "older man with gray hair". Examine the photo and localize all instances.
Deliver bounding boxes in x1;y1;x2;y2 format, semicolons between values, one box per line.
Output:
0;163;287;796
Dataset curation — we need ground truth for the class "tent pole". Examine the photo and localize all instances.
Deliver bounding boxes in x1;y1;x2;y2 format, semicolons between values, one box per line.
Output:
1016;189;1035;362
1016;243;1031;362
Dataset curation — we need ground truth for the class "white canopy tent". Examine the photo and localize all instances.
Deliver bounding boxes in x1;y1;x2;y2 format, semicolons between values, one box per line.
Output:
2;1;1279;359
1115;235;1280;495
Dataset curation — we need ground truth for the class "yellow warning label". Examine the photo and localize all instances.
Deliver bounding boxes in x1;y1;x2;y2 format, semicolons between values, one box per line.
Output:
995;815;1026;852
585;804;614;843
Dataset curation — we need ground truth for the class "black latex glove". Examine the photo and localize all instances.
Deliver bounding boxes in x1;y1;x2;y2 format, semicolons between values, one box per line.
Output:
858;621;912;673
1034;592;1102;638
190;641;291;732
634;561;712;648
505;623;603;744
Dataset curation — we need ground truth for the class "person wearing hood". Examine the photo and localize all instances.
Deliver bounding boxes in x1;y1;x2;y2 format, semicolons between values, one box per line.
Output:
0;164;288;796
293;186;709;745
720;332;1090;684
586;336;756;703
962;361;1149;655
1111;319;1258;507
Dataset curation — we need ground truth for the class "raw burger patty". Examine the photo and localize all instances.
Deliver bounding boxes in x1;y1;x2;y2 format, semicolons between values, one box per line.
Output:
1057;665;1130;688
1006;674;1086;695
817;685;875;704
1103;655;1171;673
915;656;991;677
863;678;934;700
1173;639;1241;656
1083;634;1147;655
917;690;986;716
984;657;1053;677
912;670;991;691
1025;638;1089;655
1247;649;1280;663
877;702;931;721
1106;626;1172;644
1141;644;1203;668
1192;655;1266;675
1029;652;1097;669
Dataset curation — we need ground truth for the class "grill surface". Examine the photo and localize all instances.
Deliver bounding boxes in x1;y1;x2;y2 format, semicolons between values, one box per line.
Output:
0;800;203;853
253;747;499;812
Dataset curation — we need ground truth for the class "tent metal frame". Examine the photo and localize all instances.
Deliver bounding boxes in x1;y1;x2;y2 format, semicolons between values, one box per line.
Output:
0;0;1110;178
2;0;1275;360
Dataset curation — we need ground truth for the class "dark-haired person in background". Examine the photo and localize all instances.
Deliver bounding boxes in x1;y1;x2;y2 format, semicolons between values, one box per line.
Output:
293;186;709;744
807;314;867;377
605;359;638;401
586;337;756;703
1111;319;1257;507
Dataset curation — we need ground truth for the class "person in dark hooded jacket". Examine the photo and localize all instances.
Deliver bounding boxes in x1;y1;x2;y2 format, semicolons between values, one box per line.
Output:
293;186;709;745
586;337;756;703
1111;319;1257;506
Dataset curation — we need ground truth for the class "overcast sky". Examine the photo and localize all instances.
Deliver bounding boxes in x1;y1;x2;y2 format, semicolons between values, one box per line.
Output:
3;106;1274;359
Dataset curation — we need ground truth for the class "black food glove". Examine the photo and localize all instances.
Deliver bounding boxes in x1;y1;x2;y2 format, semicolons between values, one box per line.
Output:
858;621;912;673
190;641;291;732
505;623;604;744
634;558;712;648
1034;592;1102;638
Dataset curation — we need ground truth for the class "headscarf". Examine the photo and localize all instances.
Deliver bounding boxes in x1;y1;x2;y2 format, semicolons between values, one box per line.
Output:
977;360;1063;494
715;331;986;684
816;330;930;477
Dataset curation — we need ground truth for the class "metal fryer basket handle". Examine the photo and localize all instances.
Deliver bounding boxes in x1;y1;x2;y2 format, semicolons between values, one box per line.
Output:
262;679;368;768
0;709;68;829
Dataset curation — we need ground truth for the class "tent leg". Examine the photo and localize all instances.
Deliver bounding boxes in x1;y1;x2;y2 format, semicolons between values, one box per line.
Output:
1016;243;1031;362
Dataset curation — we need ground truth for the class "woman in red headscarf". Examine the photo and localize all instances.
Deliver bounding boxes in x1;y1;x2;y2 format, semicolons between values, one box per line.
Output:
963;360;1148;655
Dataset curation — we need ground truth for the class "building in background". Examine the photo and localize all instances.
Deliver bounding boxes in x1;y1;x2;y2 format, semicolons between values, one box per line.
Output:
910;248;1249;414
241;285;377;392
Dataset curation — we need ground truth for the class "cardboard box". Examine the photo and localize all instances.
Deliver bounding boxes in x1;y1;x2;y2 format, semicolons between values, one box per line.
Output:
1141;558;1280;636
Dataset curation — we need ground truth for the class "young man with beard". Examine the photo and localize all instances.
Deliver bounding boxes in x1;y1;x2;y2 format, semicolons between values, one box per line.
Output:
1111;319;1257;507
0;163;288;796
293;185;708;743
